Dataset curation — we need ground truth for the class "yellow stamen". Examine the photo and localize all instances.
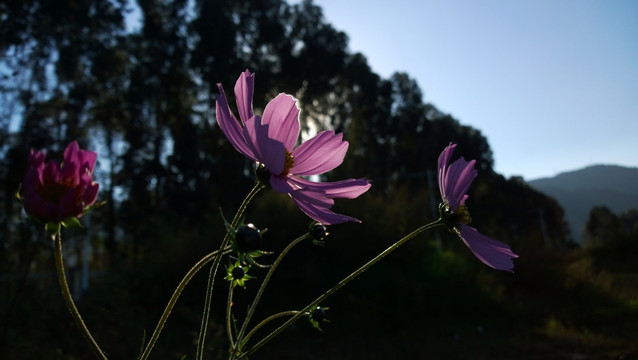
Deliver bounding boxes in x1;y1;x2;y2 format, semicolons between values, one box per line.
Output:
455;205;472;225
281;150;295;176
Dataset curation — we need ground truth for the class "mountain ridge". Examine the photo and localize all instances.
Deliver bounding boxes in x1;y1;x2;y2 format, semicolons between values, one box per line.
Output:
527;164;638;243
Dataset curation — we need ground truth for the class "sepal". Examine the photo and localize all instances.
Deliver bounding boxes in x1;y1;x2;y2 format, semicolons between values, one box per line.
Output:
308;306;330;331
225;261;254;288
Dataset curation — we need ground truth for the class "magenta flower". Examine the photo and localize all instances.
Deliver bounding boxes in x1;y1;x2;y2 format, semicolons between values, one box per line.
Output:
216;70;371;224
22;141;99;224
438;143;518;272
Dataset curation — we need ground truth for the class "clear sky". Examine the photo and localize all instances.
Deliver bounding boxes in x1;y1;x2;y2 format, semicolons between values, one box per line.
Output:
306;0;638;180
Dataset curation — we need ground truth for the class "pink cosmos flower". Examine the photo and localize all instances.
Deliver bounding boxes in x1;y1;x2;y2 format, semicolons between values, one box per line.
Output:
438;143;518;272
216;70;371;224
22;141;99;223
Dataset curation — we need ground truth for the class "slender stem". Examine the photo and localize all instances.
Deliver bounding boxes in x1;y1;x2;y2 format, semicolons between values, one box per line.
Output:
237;219;444;359
53;229;108;360
226;283;235;348
235;234;309;349
137;246;232;360
195;183;264;360
238;311;300;353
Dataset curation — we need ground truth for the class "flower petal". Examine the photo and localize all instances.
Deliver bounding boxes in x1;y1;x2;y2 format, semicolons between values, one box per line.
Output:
290;189;361;225
437;143;456;201
288;176;371;199
60;188;82;219
234;69;255;122
270;175;295;194
63;141;80;163
437;143;477;211
457;225;518;272
83;181;99;208
22;191;58;222
444;157;477;210
65;141;97;174
28;149;46;168
291;131;349;176
261;93;300;150
242;116;286;174
216;83;257;160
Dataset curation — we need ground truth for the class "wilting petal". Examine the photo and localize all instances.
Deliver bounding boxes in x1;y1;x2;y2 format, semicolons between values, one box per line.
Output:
291;131;349;176
29;149;46;168
23;192;57;222
59;188;82;219
21;141;100;223
61;162;80;187
289;177;371;199
43;162;61;183
79;149;97;173
243;116;286;175
457;225;518;273
22;167;41;193
65;141;97;174
63;141;80;163
290;190;361;225
234;69;255;122
216;84;257;160
83;182;99;207
261;94;300;150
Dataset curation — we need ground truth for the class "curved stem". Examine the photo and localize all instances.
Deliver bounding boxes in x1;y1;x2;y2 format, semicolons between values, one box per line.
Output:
226;283;235;349
237;219;444;359
195;183;264;360
234;311;300;358
53;229;108;360
235;234;309;348
137;246;232;360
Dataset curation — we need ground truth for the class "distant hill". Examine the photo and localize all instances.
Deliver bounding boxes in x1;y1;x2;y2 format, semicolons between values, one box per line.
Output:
527;165;638;243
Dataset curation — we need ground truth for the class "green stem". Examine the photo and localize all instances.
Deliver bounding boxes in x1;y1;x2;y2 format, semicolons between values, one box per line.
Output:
53;229;108;360
195;183;263;360
238;311;300;352
237;219;444;359
137;246;232;360
235;234;309;350
226;282;235;349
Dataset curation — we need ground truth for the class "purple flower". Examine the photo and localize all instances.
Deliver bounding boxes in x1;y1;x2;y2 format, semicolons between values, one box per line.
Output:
216;70;371;224
438;143;518;272
22;141;99;223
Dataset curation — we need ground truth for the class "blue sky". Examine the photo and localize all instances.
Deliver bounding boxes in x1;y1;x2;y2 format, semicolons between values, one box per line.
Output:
307;0;638;180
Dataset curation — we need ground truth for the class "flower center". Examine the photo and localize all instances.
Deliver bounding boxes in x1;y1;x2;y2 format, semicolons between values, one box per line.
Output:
37;180;74;204
454;205;471;225
232;266;246;280
280;150;295;176
439;202;472;228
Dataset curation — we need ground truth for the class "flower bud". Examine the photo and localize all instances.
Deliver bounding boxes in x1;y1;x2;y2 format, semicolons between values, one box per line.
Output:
255;163;271;187
309;223;329;241
235;223;263;252
311;306;326;322
308;306;329;331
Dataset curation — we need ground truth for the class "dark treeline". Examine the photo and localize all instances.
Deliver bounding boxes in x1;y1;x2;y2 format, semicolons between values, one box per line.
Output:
1;0;635;359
